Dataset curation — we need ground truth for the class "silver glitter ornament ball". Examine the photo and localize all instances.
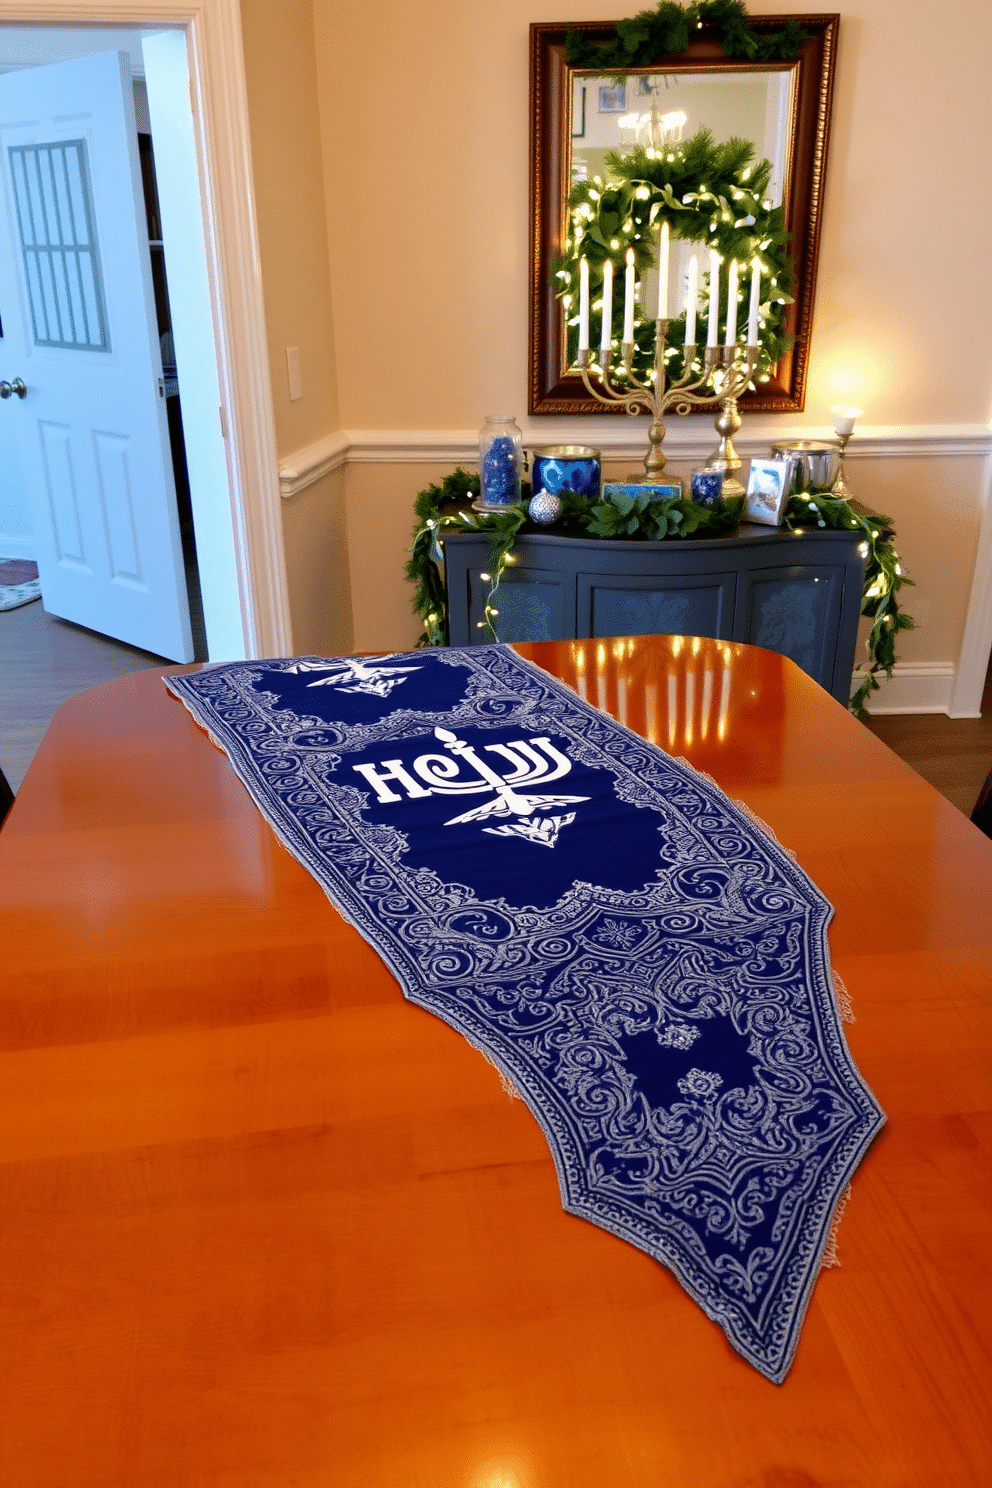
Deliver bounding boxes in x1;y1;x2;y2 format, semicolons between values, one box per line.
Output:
528;490;562;525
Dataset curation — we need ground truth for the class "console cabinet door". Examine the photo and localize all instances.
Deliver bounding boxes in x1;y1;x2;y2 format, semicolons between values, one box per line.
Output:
464;562;576;643
443;532;864;703
578;570;738;641
735;562;855;703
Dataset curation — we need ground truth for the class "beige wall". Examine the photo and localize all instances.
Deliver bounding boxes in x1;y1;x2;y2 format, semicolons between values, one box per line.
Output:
241;0;348;653
311;0;991;427
242;0;992;689
240;0;339;454
282;466;353;655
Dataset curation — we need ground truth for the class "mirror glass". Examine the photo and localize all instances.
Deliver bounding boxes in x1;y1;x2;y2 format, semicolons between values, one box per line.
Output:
571;70;793;205
571;69;794;343
530;17;838;416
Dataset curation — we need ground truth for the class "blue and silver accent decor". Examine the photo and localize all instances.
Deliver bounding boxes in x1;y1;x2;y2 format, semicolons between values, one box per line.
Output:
771;440;841;496
528;489;563;525
531;445;601;503
475;415;523;511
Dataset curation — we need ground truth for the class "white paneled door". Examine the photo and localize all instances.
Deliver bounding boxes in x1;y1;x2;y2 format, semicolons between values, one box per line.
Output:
0;50;193;661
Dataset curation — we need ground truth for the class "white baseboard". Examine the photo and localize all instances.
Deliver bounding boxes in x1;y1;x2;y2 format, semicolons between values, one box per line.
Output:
854;662;957;715
949;450;992;717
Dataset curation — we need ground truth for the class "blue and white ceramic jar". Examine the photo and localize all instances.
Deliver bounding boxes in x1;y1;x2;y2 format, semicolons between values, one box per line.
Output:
476;415;523;510
531;445;601;503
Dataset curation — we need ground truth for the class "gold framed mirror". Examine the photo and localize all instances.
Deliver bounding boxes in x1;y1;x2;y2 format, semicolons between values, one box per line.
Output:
529;14;838;415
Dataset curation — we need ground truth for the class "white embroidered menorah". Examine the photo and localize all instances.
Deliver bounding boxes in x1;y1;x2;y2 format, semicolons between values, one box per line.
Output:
352;727;590;848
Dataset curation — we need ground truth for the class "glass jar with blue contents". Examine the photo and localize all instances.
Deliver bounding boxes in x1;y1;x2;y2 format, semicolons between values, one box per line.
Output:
475;415;523;510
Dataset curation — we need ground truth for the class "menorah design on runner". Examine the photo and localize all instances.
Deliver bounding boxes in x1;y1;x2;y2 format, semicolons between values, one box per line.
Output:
352;726;589;849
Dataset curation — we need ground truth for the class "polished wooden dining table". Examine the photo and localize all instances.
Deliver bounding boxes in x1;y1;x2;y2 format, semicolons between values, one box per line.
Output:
1;636;990;1487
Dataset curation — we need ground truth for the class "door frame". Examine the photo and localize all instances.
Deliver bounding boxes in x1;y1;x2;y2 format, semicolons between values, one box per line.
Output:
0;0;291;660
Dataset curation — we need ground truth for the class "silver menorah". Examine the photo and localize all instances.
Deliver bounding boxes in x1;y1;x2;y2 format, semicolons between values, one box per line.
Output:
577;329;759;496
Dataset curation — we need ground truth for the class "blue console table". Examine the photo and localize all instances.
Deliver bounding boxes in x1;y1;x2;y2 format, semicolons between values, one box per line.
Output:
442;523;866;706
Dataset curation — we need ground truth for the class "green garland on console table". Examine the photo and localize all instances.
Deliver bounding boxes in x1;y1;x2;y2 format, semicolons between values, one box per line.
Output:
564;1;810;73
405;470;915;719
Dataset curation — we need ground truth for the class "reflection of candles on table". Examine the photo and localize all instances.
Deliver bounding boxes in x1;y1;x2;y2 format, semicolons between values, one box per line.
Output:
623;248;635;344
724;259;739;347
578;257;590;351
600;257;613;353
684;255;698;345
747;258;761;345
657;221;669;319
707;251;720;347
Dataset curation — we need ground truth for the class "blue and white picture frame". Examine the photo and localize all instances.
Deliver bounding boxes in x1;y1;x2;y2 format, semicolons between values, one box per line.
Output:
745;458;790;526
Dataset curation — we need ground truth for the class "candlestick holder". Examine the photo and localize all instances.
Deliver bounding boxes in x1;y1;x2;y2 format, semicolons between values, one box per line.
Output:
829;406;862;501
830;429;856;501
705;393;749;497
577;325;759;487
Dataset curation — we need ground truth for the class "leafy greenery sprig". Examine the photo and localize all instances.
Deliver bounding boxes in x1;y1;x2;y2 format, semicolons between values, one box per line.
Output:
557;484;743;541
565;0;809;73
554;128;794;387
407;471;915;716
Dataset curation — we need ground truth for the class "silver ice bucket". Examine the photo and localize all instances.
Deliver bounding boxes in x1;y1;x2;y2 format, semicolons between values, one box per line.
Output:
771;440;840;494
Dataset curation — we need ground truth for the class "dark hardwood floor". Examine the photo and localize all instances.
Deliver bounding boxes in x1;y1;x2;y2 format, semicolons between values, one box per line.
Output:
0;599;168;792
863;661;992;819
1;597;990;820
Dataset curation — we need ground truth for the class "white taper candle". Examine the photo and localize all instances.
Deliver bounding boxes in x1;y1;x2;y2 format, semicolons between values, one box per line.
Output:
600;258;613;353
623;248;635;344
830;405;862;437
684;255;698;346
578;257;590;351
657;221;670;319
724;259;739;347
707;251;720;347
747;258;761;345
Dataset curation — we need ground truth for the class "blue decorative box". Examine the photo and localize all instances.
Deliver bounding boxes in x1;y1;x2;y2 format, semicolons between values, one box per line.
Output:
602;480;683;502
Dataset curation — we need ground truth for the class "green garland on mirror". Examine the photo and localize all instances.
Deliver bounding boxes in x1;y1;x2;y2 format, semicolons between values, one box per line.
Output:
565;1;809;73
406;470;915;718
557;2;803;390
554;129;793;386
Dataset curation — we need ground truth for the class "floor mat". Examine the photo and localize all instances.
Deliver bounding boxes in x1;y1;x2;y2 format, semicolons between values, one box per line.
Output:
0;558;41;611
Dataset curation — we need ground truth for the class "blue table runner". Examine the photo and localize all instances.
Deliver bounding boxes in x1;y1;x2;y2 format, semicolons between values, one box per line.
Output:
167;645;884;1382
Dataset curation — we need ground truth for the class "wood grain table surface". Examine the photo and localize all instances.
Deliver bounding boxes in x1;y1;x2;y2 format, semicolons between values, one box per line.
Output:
1;636;989;1488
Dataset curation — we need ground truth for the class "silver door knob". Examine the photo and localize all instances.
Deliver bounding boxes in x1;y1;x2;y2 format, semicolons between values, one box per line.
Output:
0;378;27;399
